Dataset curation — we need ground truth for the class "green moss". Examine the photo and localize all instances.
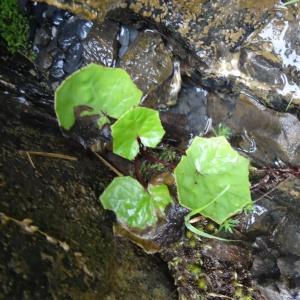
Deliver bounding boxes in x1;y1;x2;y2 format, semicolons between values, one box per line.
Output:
0;0;32;55
188;264;201;275
197;278;207;291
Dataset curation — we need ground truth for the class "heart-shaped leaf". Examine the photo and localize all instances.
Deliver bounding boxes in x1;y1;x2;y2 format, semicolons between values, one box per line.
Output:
100;176;172;229
111;107;165;160
174;136;252;224
55;64;142;130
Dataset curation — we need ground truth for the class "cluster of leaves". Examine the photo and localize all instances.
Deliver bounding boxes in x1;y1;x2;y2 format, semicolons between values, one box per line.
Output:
55;64;252;238
0;0;32;56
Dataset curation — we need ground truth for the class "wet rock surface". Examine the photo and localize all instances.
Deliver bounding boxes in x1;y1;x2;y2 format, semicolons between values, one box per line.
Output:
158;83;209;147
238;7;300;112
208;92;300;167
32;5;120;88
37;0;300;116
82;20;119;67
119;30;173;94
0;46;176;299
5;0;300;299
238;176;300;300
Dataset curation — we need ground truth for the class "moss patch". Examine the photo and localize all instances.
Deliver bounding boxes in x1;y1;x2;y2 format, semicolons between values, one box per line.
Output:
0;0;31;55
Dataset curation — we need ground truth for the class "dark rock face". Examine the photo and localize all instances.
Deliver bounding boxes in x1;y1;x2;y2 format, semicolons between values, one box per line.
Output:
33;6;120;88
237;9;300;111
119;30;173;94
128;0;272;64
157;84;209;147
9;1;300;299
238;177;300;300
37;0;300;116
82;20;119;67
0;47;176;299
208;92;300;167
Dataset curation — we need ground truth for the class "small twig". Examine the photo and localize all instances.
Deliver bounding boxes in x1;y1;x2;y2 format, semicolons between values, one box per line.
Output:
0;212;70;252
25;152;36;169
20;151;77;161
207;293;234;299
94;152;123;177
253;176;290;203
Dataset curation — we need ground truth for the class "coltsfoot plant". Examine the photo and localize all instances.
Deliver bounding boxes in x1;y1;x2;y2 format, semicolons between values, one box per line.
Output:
55;63;252;238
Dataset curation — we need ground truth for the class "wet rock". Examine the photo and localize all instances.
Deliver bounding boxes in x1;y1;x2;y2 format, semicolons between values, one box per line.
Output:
202;240;251;268
57;16;82;50
118;25;130;47
78;20;93;40
156;83;209;147
49;52;65;79
119;30;173;94
239;7;300;111
277;257;300;280
37;0;126;21
52;10;65;26
35;49;53;70
208;92;300;167
63;42;83;74
33;8;120;85
238;205;275;237
251;256;279;280
211;6;300;114
146;60;182;110
238;177;300;299
272;213;300;257
46;0;273;65
34;27;51;48
0;45;176;300
258;283;300;300
82;20;119;67
118;25;139;58
131;0;273;63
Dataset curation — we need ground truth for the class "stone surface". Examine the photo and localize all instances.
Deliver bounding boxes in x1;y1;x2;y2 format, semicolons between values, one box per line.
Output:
82;20;119;67
238;176;300;299
0;46;176;299
208;92;300;167
119;30;173;94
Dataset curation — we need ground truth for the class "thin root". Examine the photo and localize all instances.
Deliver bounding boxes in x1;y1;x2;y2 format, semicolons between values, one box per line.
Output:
253;176;290;203
20;151;77;161
207;293;234;299
94;153;123;177
25;152;36;169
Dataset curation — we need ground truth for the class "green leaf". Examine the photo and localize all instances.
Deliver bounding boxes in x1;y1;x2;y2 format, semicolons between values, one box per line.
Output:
55;64;142;130
148;184;172;216
111;107;165;160
174;136;252;224
284;0;300;5
99;176;172;229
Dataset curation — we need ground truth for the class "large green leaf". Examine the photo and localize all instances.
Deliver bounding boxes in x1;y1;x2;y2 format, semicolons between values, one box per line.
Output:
174;136;252;224
111;107;165;160
100;176;172;229
55;64;142;130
